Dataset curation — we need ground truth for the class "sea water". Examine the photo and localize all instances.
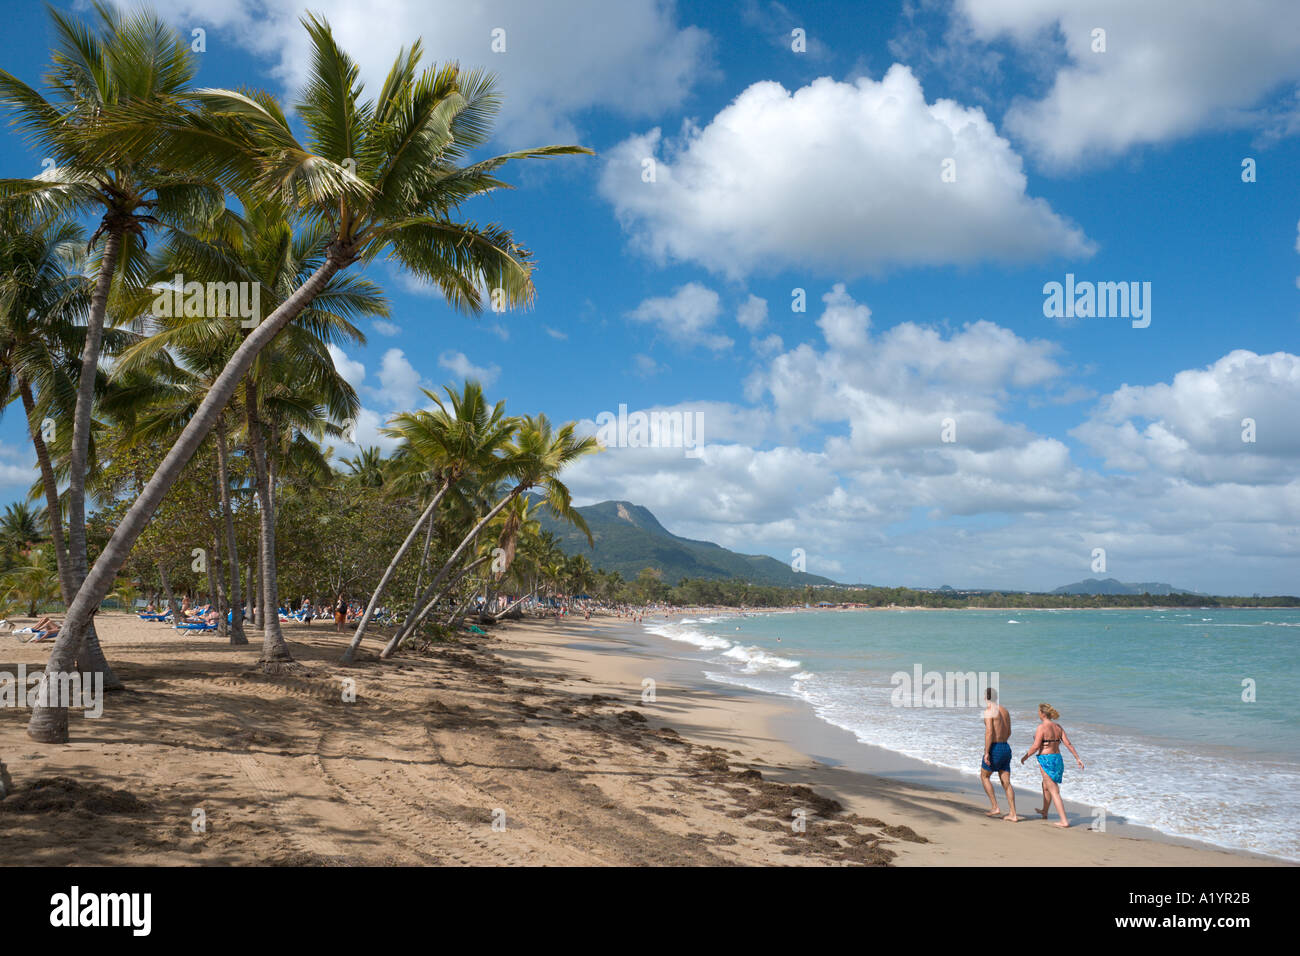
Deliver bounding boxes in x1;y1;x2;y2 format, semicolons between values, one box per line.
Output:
643;608;1300;861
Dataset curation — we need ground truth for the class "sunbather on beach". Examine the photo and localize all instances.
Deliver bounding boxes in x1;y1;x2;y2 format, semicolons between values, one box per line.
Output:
1021;703;1084;828
14;617;61;642
979;687;1019;821
16;616;57;633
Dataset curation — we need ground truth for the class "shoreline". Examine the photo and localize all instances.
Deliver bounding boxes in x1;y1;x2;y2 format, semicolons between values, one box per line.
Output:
494;613;1281;866
0;611;1283;866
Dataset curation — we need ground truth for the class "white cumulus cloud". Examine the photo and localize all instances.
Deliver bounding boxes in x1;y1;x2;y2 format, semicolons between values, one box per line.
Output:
600;65;1093;278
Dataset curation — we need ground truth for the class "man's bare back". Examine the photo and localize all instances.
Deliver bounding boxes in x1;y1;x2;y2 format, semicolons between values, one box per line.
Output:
986;703;1010;742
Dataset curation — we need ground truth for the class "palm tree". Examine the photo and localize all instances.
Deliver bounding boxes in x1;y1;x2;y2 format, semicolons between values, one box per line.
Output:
0;502;44;554
340;381;515;663
0;4;219;694
1;549;61;616
243;336;360;667
25;13;589;742
106;579;138;612
112;194;378;653
0;213;88;606
341;447;387;488
381;414;598;657
477;497;545;622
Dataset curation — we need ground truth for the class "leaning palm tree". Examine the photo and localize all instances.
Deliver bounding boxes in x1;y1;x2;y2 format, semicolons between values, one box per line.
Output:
0;4;220;684
25;14;590;742
381;414;598;657
476;495;544;623
112;194;379;652
340;381;515;663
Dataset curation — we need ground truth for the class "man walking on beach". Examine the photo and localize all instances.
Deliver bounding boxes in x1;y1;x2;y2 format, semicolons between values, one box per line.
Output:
980;687;1019;821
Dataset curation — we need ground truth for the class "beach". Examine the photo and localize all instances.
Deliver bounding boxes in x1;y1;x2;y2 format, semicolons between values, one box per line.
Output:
0;611;1275;866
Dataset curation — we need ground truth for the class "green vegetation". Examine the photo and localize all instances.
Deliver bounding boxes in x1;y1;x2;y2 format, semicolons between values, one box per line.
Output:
539;500;836;587
616;579;1300;609
0;4;591;743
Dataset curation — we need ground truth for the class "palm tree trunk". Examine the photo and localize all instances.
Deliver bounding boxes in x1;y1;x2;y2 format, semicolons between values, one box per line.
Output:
214;417;247;644
445;589;479;628
65;228;119;579
381;485;524;656
159;563;179;622
210;531;227;638
254;537;264;629
63;229;123;690
246;382;292;670
340;481;449;664
382;553;490;657
482;586;539;624
411;510;435;609
19;379;73;602
27;251;346;742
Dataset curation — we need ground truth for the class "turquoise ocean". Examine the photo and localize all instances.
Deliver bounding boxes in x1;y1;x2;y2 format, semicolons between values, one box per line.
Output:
642;607;1300;861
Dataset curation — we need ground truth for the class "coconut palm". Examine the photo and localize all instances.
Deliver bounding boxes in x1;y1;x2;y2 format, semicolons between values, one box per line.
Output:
341;447;387;488
243;338;360;666
112;194;379;652
106;579;138;612
114;301;365;660
381;414;598;657
0;502;45;553
0;210;143;684
26;13;588;742
1;549;61;615
340;381;515;663
476;497;546;622
0;4;220;691
0;213;88;601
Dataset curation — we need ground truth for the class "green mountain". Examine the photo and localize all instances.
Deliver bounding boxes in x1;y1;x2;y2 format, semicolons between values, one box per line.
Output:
539;500;837;587
1051;577;1198;596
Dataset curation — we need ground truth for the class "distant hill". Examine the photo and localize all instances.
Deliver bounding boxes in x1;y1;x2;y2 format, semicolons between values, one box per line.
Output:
539;500;837;587
1051;577;1199;596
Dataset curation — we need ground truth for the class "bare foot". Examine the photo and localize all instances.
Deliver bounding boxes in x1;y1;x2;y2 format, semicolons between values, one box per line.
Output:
1003;813;1020;822
1037;806;1049;819
985;808;1002;817
1054;822;1070;828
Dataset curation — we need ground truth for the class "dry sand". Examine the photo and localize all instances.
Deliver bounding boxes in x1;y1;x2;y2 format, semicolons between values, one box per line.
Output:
0;611;1275;866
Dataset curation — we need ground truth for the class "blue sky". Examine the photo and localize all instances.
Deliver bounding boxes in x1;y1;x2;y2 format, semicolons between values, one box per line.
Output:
2;0;1299;594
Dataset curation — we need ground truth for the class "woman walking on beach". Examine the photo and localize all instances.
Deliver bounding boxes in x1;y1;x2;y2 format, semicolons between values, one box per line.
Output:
334;593;347;633
1020;703;1084;828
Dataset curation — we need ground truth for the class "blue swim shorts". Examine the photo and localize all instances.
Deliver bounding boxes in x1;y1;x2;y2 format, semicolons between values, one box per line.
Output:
982;741;1012;773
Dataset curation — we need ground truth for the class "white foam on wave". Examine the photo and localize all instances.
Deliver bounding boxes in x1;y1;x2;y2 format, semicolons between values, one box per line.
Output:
721;643;801;674
644;621;733;652
777;671;1300;861
644;613;1300;860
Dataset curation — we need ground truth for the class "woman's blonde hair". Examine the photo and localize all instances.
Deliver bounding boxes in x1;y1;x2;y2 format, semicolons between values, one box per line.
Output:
1039;703;1060;720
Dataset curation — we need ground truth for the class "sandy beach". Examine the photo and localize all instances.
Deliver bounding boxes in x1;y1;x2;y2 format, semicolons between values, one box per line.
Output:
0;611;1277;866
